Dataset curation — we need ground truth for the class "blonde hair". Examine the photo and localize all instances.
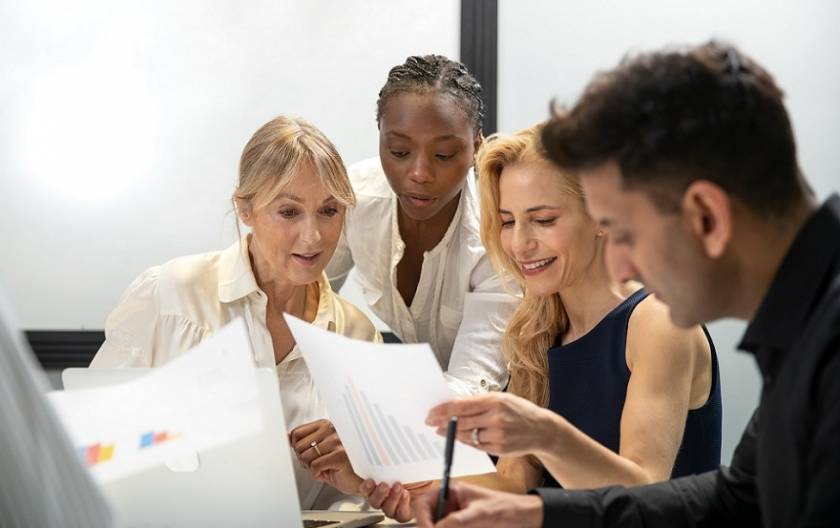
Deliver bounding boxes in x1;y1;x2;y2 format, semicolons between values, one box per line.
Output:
233;116;355;218
476;125;584;407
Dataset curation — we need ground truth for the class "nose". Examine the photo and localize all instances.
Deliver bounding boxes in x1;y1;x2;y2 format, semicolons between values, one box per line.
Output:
407;155;433;184
299;216;322;246
605;241;640;282
510;223;537;259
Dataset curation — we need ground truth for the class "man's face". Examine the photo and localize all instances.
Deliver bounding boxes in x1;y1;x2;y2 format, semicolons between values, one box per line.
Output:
580;161;721;327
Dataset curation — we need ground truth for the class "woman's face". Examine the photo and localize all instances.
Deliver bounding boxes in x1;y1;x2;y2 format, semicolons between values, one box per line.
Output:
241;166;345;286
378;92;480;222
498;160;600;296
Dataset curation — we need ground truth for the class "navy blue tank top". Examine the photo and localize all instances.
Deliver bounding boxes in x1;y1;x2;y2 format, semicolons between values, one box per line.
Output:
543;288;721;488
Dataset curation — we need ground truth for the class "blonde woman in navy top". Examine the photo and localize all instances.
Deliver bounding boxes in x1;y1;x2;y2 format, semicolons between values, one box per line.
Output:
423;125;721;499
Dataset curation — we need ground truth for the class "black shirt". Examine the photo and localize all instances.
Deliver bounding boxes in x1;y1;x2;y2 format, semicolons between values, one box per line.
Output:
533;194;840;528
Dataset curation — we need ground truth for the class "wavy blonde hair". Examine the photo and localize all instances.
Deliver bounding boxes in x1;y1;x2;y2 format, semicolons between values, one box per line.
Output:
477;125;584;407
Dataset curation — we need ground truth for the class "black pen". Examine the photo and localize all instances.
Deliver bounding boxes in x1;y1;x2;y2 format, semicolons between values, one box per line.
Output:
436;416;458;522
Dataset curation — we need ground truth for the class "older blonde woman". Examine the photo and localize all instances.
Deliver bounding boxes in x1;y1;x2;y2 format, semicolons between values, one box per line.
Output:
90;115;380;509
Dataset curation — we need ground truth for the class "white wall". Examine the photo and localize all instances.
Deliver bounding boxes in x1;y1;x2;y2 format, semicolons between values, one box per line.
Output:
498;0;840;464
0;0;459;331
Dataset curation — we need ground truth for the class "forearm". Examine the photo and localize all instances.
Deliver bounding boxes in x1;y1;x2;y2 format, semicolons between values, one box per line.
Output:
536;414;659;489
534;466;759;528
459;472;529;494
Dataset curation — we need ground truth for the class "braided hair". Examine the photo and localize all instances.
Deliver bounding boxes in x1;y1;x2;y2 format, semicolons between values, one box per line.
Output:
376;55;485;134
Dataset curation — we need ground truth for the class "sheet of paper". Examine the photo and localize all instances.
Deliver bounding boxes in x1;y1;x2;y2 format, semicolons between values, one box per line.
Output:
284;314;496;484
48;318;263;483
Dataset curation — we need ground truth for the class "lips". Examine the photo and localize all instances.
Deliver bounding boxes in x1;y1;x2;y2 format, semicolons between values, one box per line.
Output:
519;256;557;276
402;192;437;209
291;252;321;266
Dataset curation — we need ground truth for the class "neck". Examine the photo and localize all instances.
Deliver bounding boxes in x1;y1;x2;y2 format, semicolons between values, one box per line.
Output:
556;251;630;343
729;197;818;320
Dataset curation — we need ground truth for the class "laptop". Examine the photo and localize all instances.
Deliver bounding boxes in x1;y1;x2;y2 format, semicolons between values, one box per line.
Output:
62;368;384;528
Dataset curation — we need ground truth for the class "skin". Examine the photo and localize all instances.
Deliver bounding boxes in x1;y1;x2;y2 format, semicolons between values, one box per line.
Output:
239;165;345;363
411;159;817;527
378;91;481;306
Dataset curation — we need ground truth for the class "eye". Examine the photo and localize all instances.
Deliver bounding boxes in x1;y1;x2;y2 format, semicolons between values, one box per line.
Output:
319;206;339;217
500;219;514;229
435;152;457;161
278;208;299;219
612;232;635;246
390;150;409;159
534;217;557;226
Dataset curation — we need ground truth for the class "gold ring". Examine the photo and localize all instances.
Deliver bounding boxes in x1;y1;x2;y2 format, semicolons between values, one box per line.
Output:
310;440;322;457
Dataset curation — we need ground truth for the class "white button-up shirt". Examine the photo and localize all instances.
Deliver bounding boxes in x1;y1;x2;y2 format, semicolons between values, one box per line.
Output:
326;157;518;395
91;238;381;509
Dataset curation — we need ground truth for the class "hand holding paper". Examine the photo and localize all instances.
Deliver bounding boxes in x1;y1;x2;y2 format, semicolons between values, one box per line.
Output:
284;314;496;484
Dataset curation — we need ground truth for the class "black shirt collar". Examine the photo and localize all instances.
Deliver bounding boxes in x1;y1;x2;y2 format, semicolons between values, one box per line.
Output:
739;194;840;355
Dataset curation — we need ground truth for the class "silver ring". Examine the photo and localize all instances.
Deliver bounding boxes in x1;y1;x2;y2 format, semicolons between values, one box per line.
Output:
310;440;322;457
471;428;481;447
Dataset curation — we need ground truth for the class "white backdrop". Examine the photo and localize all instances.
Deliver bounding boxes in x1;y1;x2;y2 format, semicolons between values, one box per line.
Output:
0;0;459;331
497;0;840;463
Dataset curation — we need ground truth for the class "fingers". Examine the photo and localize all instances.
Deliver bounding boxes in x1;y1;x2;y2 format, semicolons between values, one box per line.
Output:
360;480;397;509
426;395;498;426
289;419;331;444
393;489;413;522
381;485;411;521
412;486;439;527
310;446;352;477
294;432;335;467
291;424;339;466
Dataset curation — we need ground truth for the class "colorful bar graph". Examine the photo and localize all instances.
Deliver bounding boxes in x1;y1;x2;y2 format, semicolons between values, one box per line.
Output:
77;429;182;467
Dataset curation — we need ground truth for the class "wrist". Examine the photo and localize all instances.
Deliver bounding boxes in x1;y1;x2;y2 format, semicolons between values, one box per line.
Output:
518;494;544;528
534;411;567;457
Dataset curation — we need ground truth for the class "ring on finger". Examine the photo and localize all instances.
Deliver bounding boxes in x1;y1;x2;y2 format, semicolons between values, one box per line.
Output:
471;427;482;447
310;440;322;457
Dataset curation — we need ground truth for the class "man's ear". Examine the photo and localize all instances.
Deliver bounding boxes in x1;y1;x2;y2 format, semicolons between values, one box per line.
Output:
681;181;732;259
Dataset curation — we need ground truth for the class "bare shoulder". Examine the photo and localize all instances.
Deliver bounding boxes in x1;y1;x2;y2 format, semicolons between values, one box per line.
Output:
626;293;710;372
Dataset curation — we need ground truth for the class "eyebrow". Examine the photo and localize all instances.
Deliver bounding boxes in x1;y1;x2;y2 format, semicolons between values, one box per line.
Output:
498;205;562;215
385;131;461;142
275;192;337;205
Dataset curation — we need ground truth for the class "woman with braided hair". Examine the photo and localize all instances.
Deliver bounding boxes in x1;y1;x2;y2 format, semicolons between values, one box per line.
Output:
288;55;517;516
325;55;516;398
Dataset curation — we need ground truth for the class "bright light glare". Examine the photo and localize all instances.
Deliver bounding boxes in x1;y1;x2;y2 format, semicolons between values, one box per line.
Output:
18;60;157;203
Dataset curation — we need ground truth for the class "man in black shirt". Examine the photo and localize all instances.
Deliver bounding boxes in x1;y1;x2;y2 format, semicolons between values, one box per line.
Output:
413;42;839;527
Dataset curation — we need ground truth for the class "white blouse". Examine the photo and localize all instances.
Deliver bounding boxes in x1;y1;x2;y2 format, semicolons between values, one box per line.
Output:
326;157;519;395
90;237;381;509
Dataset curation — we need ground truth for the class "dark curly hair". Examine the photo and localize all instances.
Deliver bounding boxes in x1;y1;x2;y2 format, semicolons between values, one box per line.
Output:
542;41;805;215
376;54;484;134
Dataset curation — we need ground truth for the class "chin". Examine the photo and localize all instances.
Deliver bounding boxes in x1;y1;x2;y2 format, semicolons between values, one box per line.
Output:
290;269;323;286
524;280;561;298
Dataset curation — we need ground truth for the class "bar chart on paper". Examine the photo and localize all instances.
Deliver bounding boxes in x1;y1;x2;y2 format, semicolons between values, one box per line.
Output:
284;312;497;482
342;378;445;467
